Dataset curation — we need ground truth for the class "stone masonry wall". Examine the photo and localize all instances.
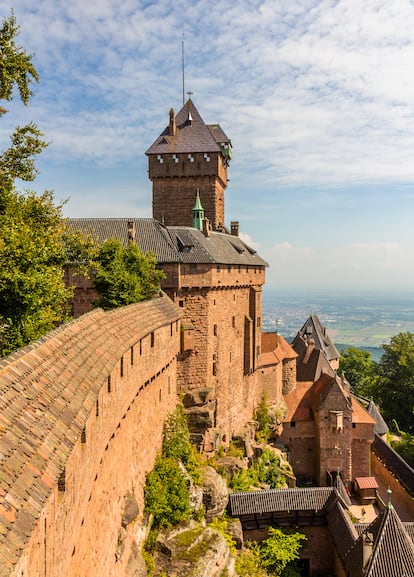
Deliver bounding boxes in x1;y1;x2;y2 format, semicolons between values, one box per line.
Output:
282;359;296;395
315;383;353;485
260;363;283;404
149;151;227;230
277;421;317;483
152;175;225;229
3;298;181;577
174;278;265;449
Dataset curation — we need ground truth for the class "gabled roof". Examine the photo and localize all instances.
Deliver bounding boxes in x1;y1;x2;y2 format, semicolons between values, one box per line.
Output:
348;500;414;577
293;314;339;362
292;334;336;382
68;218;268;267
146;99;231;155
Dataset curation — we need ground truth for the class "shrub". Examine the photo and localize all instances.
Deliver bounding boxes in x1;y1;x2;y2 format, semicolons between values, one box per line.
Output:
144;455;190;528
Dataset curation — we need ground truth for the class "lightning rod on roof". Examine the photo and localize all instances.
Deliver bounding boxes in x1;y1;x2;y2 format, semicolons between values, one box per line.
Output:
182;34;185;106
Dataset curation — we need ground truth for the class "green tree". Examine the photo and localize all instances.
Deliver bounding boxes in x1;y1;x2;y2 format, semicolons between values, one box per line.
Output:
0;190;92;356
375;332;414;433
93;239;165;310
0;11;47;189
257;527;306;577
0;11;92;356
339;347;377;397
144;454;190;528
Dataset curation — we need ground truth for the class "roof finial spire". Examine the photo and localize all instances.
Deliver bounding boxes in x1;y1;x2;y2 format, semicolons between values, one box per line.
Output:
182;34;185;106
387;487;393;509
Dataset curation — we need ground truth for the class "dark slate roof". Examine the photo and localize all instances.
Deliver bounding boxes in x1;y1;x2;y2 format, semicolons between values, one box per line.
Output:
228;487;335;516
327;499;359;558
367;400;389;436
0;296;180;576
347;503;414;577
68;218;179;263
68;218;268;267
146;99;231;155
293;315;339;362
293;335;336;382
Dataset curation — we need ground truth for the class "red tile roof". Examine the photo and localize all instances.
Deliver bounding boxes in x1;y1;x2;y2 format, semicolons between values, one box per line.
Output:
261;333;297;367
355;477;379;490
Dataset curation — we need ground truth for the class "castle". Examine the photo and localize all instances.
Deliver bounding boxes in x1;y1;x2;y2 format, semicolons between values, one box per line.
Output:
0;99;412;577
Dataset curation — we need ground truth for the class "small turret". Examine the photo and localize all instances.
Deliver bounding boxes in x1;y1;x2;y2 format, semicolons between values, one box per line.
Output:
192;189;204;231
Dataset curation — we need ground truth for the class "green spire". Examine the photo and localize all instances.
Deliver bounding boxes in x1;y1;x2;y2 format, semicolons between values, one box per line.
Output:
192;189;204;230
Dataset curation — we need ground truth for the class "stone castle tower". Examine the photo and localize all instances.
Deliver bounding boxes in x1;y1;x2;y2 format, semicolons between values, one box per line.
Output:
146;99;232;230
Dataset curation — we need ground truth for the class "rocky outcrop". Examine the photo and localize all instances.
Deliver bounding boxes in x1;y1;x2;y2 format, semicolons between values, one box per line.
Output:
202;466;229;522
215;456;248;480
154;521;235;577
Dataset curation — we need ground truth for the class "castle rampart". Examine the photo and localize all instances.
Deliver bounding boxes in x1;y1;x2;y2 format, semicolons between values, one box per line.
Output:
0;295;180;577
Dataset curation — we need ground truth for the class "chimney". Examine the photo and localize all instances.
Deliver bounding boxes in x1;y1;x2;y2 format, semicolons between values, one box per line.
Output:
127;221;136;242
169;108;176;136
231;221;239;237
202;218;211;237
303;337;315;364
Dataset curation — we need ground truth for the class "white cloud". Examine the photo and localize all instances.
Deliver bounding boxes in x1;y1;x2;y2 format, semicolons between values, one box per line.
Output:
3;0;414;290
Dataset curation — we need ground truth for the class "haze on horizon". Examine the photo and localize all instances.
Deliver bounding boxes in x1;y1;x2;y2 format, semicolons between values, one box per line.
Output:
3;0;414;293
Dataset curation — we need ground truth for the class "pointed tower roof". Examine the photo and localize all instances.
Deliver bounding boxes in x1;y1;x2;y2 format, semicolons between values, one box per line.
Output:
146;99;231;155
292;314;339;363
192;189;204;231
348;491;414;577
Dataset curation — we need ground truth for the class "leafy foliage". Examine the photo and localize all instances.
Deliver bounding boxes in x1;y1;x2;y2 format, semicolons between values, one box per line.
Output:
389;422;414;468
236;528;306;577
255;527;306;576
0;12;47;188
162;402;202;484
339;347;377;397
374;332;414;433
144;403;202;528
229;448;286;492
235;548;268;577
144;454;190;529
0;11;38;104
255;392;273;442
0;190;92;356
93;239;165;310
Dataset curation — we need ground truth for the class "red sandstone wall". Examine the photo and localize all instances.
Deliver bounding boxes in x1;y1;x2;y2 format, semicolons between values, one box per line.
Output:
13;313;180;577
149;152;227;229
277;421;316;483
152;176;225;229
352;423;375;479
260;363;283;403
173;274;266;448
315;383;353;485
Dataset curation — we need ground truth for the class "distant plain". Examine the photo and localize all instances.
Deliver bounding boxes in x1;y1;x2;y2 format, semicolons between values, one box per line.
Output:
262;289;414;360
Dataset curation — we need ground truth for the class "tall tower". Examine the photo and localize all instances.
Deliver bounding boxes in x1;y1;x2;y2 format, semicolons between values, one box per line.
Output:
146;99;232;230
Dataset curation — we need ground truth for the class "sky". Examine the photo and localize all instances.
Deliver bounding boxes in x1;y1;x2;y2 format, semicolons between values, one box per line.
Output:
3;0;414;293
